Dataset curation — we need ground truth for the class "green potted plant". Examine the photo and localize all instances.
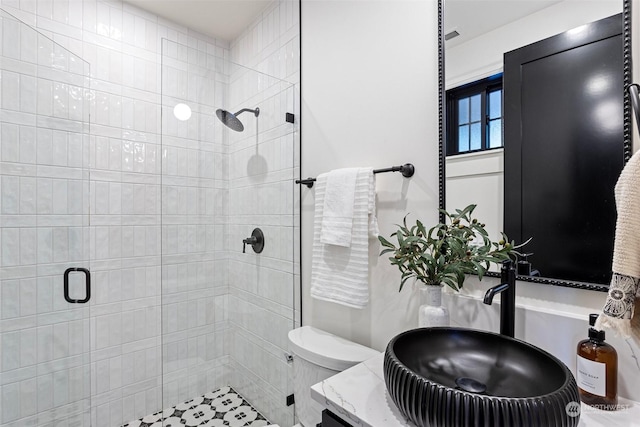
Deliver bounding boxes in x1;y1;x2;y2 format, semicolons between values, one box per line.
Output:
378;204;526;327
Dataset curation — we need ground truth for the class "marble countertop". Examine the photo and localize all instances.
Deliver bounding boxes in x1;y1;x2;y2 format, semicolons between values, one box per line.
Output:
311;353;640;427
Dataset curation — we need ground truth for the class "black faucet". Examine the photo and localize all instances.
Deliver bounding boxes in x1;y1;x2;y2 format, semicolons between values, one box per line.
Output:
483;260;516;338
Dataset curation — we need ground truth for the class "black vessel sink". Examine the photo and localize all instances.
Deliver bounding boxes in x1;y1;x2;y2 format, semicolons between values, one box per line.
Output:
384;328;580;427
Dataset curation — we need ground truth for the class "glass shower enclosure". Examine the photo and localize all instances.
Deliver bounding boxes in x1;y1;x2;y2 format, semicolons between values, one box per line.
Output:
160;39;297;427
0;10;297;427
0;9;92;426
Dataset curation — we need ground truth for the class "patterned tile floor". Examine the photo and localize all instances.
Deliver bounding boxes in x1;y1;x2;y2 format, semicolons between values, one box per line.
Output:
122;386;272;427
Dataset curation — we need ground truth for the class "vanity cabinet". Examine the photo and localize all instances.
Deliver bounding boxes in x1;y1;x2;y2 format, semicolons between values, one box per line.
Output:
321;409;353;427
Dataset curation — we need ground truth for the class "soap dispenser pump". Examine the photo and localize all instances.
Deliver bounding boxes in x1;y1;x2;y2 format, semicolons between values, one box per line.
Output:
576;313;618;409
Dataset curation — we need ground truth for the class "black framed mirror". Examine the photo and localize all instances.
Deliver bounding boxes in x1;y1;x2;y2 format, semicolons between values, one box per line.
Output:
438;0;633;292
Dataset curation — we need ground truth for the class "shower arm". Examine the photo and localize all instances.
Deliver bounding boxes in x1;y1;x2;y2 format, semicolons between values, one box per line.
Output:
234;107;260;117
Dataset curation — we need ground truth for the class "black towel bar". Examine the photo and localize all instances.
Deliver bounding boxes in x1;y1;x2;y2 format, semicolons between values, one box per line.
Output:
295;163;415;188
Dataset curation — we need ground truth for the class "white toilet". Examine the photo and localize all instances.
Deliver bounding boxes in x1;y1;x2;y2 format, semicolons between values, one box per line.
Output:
287;326;380;427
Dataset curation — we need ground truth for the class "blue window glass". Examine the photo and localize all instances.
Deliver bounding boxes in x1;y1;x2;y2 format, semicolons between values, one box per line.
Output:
470;94;481;121
489;119;502;148
458;125;469;152
458;98;469;123
489;89;501;119
470;123;482;151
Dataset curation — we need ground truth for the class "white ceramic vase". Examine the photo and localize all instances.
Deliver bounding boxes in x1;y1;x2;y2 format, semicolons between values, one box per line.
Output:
418;285;449;327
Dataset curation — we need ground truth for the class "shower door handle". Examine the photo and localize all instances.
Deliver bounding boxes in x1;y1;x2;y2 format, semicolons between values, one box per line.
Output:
64;268;91;303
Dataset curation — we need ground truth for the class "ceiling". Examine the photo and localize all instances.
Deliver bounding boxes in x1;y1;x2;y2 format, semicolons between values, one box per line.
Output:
124;0;577;47
124;0;272;41
444;0;563;48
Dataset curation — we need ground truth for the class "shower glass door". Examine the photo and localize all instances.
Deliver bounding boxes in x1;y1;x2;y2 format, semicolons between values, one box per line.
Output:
160;39;297;427
0;10;92;426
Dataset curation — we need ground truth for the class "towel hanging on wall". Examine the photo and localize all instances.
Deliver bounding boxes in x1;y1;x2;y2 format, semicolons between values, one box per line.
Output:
320;168;359;247
596;149;640;337
311;167;378;308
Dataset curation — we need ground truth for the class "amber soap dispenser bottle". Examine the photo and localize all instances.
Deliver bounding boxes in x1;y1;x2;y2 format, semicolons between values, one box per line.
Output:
576;313;618;409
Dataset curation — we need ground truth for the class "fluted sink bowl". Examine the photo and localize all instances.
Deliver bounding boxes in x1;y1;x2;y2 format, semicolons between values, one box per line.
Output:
384;328;580;427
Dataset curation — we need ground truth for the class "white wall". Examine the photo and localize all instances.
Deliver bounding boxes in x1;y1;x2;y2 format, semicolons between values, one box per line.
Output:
301;0;440;350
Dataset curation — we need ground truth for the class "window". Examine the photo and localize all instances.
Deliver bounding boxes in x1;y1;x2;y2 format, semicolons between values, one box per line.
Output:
446;74;503;155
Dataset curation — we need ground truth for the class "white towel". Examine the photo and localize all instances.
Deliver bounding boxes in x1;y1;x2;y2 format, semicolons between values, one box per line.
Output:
596;150;640;337
320;168;359;247
311;168;377;308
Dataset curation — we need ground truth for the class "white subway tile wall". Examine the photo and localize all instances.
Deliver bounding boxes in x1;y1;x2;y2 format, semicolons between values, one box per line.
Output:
0;0;300;426
159;37;231;415
226;2;299;425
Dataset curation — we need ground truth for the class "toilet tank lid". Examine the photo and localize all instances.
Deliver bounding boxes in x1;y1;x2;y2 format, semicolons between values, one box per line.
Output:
287;326;380;371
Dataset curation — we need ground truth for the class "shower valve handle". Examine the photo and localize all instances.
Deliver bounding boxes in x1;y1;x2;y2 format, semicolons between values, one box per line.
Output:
242;228;264;254
242;237;257;253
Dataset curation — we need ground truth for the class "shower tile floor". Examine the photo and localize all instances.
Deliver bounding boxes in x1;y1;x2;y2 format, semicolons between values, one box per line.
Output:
122;386;272;427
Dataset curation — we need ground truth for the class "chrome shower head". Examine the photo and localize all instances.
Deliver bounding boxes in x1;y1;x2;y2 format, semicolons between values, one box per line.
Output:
215;107;260;132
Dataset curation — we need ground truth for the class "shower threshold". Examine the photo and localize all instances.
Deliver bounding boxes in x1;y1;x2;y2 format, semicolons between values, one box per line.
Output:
122;386;272;427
